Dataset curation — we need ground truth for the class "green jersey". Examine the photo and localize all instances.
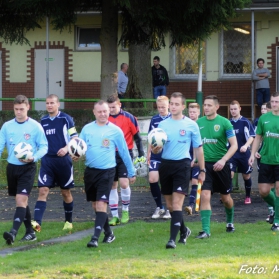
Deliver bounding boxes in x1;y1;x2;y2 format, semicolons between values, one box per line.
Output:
197;115;235;162
256;112;279;165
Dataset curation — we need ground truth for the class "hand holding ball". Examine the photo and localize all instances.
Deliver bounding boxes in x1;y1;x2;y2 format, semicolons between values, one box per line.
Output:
68;138;87;158
14;142;33;160
148;128;167;154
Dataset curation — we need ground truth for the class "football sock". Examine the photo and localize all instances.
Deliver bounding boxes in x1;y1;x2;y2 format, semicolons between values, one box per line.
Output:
23;205;34;233
170;211;183;241
180;217;187;234
34;201;47;225
93;212;107;240
64;201;74;223
274;195;279;224
12;207;26;233
200;210;211;235
244;178;252;197
189;184;198;206
263;190;275;208
109;188;119;218
149;182;163;208
225;206;234;224
121;186;131;211
103;215;112;235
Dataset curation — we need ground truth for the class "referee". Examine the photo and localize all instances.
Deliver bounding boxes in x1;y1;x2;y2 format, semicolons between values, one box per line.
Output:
79;100;136;248
152;92;205;249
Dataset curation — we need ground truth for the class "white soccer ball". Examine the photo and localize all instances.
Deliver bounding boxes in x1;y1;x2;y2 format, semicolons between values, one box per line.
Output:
14;142;33;160
148;128;168;148
68;137;87;158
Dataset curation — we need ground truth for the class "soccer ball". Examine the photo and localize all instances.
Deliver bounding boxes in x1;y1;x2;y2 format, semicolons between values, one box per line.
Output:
68;137;87;158
148;128;168;148
14;142;33;160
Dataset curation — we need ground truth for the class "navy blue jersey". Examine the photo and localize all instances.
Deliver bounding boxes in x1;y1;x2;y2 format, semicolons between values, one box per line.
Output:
41;111;77;156
148;113;171;161
230;116;255;158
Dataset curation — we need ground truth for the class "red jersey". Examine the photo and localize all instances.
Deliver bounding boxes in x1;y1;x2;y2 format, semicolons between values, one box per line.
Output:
109;109;139;149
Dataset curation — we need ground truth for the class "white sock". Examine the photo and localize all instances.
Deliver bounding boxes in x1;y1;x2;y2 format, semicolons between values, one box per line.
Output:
121;186;131;211
109;189;119;218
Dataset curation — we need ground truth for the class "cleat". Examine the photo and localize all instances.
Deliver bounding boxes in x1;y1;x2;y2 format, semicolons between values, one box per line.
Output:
20;232;37;242
3;230;16;245
109;217;120;226
269;211;275;225
244;197;251;204
166;240;176;249
63;221;73;230
178;227;191;244
102;232;116;243
87;237;98;248
31;220;41;232
163;210;171;219
195;231;210;239
152;207;165;219
226;223;235;233
271;223;279;231
184;205;194;215
266;215;270;223
121;210;129;224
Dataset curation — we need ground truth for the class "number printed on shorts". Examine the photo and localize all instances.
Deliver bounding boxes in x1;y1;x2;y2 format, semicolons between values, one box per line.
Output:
43;174;47;182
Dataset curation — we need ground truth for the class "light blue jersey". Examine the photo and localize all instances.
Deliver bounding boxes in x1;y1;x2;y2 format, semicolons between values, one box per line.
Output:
0;117;48;165
158;116;202;160
79;121;135;177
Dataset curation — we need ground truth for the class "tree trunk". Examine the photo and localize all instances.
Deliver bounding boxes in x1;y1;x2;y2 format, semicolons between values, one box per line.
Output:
100;0;118;99
126;43;152;107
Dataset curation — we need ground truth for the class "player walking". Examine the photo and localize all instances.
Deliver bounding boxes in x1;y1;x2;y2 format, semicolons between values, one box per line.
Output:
185;103;201;215
79;100;136;247
152;92;205;249
32;94;78;232
249;92;279;231
1;95;48;245
107;95;144;225
196;95;237;239
147;96;171;219
229;100;255;204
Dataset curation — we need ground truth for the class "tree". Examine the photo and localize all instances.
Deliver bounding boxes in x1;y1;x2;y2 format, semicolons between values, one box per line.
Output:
119;0;251;101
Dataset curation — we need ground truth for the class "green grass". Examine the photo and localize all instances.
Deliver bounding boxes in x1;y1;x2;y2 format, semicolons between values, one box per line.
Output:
0;221;279;278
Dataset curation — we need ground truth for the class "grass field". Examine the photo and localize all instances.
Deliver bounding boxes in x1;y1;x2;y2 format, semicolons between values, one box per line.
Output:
0;221;279;279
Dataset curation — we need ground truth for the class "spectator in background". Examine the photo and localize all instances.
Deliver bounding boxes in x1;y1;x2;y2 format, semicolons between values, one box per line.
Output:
118;63;129;103
152;56;169;99
252;58;270;107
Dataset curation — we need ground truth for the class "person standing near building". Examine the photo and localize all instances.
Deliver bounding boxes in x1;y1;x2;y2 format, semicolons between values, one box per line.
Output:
1;95;48;245
252;58;270;107
249;92;279;231
32;94;78;232
184;103;201;215
152;92;205;249
107;95;144;226
229;100;255;204
118;63;129;101
79;100;136;248
195;95;237;239
147;96;171;219
152;56;169;99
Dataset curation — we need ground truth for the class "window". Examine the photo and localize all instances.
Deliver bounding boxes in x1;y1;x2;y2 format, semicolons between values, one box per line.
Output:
220;23;253;78
170;41;206;79
76;26;101;51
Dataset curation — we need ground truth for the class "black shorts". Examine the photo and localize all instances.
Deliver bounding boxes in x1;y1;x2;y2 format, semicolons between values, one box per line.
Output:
229;154;253;174
6;163;36;196
258;163;279;184
114;150;133;181
202;162;231;195
84;167;115;202
159;158;191;196
38;155;74;189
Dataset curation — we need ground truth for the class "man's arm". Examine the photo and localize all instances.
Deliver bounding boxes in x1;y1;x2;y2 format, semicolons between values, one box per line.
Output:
240;136;254;153
194;146;205;183
213;136;237;171
164;67;169;86
249;134;262;166
252;69;260;81
134;132;144;157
